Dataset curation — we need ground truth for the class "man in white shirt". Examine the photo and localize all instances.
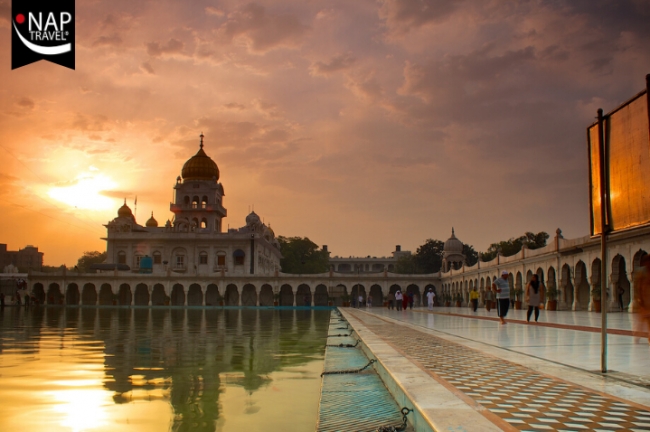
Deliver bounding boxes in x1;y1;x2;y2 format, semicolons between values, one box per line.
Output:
426;289;436;311
395;290;403;311
493;270;511;324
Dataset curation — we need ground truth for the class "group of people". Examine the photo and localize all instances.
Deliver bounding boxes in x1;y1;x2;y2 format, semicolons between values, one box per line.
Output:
386;290;415;311
490;270;545;324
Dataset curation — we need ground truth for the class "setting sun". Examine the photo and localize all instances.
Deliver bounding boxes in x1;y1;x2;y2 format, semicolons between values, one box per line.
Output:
48;173;117;210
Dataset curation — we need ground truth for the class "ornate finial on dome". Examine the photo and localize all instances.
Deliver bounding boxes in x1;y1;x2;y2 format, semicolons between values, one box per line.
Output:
146;211;158;227
452;227;455;235
200;132;204;149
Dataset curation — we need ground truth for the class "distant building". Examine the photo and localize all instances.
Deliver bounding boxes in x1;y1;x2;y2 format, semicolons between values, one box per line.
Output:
329;245;412;273
0;244;43;272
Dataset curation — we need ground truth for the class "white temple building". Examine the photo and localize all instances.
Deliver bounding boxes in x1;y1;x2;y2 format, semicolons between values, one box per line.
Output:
103;134;281;277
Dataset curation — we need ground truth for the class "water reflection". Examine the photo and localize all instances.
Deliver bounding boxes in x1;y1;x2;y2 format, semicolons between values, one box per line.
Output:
0;307;330;431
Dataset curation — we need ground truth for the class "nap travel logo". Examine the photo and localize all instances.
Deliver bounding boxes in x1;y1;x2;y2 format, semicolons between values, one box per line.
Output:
11;0;75;70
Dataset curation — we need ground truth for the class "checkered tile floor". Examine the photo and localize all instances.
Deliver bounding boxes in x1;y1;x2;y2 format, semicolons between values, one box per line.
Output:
352;312;650;432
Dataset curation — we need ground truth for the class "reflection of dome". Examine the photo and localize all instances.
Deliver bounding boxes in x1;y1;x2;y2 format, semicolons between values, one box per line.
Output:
146;212;158;227
246;211;260;225
118;200;133;218
181;134;220;181
444;228;464;253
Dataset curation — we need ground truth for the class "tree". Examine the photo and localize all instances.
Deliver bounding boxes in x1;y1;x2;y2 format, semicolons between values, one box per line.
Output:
394;254;419;274
76;251;107;272
480;231;550;261
414;239;444;273
462;244;479;267
277;236;329;274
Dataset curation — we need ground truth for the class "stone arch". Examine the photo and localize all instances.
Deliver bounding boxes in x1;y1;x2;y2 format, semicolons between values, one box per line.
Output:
296;284;311;306
314;284;328;306
47;283;63;305
389;284;401;295
32;283;45;304
259;284;273;306
118;284;132;306
99;283;113;305
280;284;294;306
225;284;239;306
331;284;347;306
205;284;219;306
561;264;574;308
370;284;383;305
152;284;166;305
526;270;533;284
536;268;545;286
611;254;630;310
407;284;420;305
134;283;149;306
515;272;523;293
171;284;185;306
241;284;257;306
633;249;648;270
574;260;589;310
188;284;203;306
81;283;96;305
351;284;366;304
508;273;514;299
66;283;80;305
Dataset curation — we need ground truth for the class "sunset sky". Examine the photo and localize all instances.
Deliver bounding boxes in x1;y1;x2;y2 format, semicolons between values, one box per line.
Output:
1;0;649;266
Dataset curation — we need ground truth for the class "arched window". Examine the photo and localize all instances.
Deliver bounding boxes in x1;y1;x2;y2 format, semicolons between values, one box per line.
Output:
152;251;162;264
192;196;199;209
199;251;208;265
135;254;143;268
200;218;207;229
201;196;208;209
216;251;226;267
233;249;245;266
117;251;126;264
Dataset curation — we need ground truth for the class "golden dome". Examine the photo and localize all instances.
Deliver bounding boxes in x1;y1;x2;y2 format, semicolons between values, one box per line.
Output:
146;212;158;227
181;134;219;181
117;200;133;218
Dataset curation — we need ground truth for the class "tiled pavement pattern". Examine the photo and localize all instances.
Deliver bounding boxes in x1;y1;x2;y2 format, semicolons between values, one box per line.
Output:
354;312;650;432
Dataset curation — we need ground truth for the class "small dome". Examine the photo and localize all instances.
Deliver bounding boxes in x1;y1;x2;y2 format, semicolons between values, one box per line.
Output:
146;212;158;227
444;228;464;253
118;200;133;218
181;134;219;181
246;211;260;225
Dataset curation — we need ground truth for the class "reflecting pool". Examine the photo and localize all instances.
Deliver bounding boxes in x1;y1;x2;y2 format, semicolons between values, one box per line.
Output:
0;307;330;431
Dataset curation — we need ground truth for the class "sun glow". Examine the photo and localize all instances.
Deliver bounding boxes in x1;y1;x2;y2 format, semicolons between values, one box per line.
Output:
48;173;118;210
49;387;110;432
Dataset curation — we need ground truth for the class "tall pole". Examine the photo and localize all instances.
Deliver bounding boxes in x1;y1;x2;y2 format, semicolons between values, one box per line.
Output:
598;107;608;373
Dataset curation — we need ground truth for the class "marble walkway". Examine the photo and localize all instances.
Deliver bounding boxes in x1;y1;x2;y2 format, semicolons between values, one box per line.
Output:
343;307;650;431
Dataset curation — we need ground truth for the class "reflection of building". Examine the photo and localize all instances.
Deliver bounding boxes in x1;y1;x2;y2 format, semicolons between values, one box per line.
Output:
329;245;411;273
0;244;43;272
103;134;281;277
441;228;466;271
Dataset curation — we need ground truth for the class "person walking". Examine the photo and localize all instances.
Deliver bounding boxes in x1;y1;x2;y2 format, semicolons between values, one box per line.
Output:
367;294;372;308
470;287;479;312
633;255;650;342
407;291;414;310
395;290;403;311
617;286;625;311
493;270;511;324
358;294;364;308
387;291;395;310
485;286;494;312
402;291;409;311
526;274;544;322
426;288;435;311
